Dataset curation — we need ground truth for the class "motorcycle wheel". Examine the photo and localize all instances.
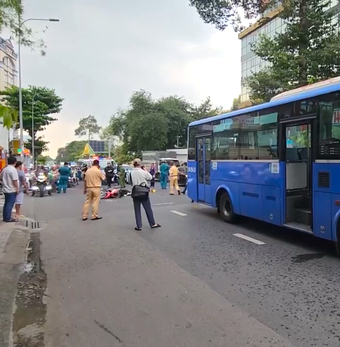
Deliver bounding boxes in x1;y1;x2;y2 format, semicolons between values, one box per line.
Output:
100;188;107;199
39;185;44;197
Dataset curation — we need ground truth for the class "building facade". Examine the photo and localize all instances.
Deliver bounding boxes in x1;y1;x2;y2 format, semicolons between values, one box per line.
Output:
0;37;17;153
238;1;340;107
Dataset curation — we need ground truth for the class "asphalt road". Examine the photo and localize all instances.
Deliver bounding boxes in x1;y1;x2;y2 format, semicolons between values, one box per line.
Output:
23;183;340;347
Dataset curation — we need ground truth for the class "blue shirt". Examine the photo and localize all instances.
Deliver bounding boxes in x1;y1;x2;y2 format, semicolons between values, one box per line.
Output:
59;166;70;177
160;163;169;174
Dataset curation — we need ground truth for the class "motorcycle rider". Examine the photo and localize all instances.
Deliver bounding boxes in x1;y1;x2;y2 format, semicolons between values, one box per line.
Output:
104;162;114;188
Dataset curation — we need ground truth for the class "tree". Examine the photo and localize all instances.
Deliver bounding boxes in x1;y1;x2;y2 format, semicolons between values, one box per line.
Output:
188;0;273;31
0;85;63;153
112;145;134;164
229;95;241;111
55;140;87;163
74;115;101;138
105;91;224;157
25;136;49;157
190;96;222;120
1;85;63;153
36;154;53;165
0;1;47;54
245;0;340;102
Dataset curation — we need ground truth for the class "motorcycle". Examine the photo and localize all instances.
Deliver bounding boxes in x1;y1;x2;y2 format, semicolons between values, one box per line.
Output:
68;176;76;188
31;173;52;197
101;187;131;199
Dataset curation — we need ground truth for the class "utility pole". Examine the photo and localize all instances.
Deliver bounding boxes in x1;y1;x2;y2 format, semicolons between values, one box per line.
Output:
31;92;37;168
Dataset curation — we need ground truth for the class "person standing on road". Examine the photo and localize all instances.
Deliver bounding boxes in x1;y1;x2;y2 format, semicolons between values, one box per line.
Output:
58;162;71;193
0;156;19;222
119;164;126;188
159;161;169;189
14;161;28;219
104;162;114;188
169;161;180;195
82;159;105;221
130;158;161;231
180;162;188;194
149;163;156;189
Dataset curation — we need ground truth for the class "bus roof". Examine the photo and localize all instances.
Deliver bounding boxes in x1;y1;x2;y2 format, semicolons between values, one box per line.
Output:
189;77;340;127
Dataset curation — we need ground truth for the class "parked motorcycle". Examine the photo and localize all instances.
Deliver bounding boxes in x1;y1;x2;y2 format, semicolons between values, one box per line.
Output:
31;173;52;197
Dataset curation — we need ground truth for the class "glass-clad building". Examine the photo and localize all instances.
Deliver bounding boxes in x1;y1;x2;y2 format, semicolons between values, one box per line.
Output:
239;1;340;106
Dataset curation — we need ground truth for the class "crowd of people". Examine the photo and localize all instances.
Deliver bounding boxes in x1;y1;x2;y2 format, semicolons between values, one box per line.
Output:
1;156;28;222
82;159;187;230
1;157;187;231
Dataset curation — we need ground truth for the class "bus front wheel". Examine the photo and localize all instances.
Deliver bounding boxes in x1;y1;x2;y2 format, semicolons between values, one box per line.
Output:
219;191;237;224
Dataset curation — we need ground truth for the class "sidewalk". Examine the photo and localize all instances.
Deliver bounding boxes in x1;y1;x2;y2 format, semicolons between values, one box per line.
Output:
0;195;17;253
0;194;30;347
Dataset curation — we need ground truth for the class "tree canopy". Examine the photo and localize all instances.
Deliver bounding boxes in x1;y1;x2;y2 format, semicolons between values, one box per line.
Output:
189;0;273;31
55;140;87;163
0;0;47;54
74;115;101;138
105;90;221;157
245;0;340;101
0;85;63;155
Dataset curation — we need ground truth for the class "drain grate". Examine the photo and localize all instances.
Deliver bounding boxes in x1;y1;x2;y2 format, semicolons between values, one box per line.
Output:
25;220;40;230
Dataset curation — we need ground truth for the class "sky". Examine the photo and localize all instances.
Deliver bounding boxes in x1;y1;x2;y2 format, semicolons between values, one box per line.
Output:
17;0;241;157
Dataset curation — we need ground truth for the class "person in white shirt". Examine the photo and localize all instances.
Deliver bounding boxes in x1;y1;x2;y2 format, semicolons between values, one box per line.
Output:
130;158;161;231
1;156;19;222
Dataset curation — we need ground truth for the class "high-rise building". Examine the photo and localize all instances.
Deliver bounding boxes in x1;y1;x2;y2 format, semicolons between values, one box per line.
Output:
238;1;340;108
0;37;17;153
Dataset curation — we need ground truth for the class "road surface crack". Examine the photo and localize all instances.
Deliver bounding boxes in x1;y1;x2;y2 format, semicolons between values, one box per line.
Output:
94;319;124;344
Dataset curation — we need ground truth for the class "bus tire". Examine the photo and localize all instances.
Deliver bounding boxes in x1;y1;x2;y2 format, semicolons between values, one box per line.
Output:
219;191;237;223
336;221;340;256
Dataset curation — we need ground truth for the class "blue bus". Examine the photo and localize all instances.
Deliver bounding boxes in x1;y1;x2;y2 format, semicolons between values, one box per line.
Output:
187;77;340;251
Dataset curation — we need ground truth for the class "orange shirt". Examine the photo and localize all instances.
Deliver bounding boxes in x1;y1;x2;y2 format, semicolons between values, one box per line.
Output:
85;166;105;188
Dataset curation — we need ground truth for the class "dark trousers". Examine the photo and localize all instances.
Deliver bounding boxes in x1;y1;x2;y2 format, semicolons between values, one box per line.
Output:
106;176;113;188
133;196;155;229
3;192;16;221
182;184;187;194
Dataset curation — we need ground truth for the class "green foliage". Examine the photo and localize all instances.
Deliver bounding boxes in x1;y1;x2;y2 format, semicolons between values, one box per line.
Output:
25;136;49;157
1;85;62;133
190;96;222;120
55;141;87;163
245;0;340;102
112;146;134;164
1;85;63;153
0;103;17;129
36;154;52;165
105;91;220;157
0;1;47;54
230;95;241;111
74;115;101;138
188;0;274;31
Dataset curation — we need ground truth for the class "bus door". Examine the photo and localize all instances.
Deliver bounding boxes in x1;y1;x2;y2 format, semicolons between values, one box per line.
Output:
196;136;212;202
282;119;314;232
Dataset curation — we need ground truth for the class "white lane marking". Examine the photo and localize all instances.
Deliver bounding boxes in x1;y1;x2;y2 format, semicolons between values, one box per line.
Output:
170;210;187;217
154;202;174;206
233;233;266;245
